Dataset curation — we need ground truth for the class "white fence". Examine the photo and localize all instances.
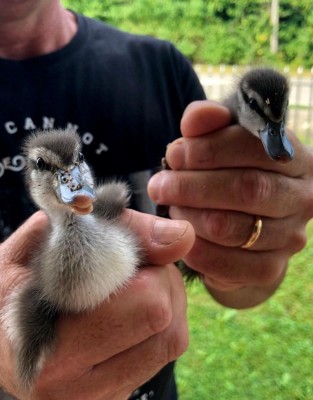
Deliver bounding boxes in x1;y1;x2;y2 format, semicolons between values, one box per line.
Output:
195;65;313;143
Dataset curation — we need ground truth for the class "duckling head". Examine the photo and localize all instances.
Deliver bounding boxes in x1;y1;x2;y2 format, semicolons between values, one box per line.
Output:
23;129;96;215
237;68;294;161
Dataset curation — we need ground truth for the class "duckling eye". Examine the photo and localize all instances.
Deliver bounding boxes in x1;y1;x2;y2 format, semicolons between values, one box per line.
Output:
78;152;84;163
248;98;258;110
36;157;46;171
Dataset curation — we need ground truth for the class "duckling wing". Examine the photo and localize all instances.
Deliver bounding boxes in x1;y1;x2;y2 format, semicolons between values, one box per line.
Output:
93;181;130;220
2;283;58;390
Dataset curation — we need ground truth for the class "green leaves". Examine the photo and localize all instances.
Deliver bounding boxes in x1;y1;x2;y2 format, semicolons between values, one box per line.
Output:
62;0;313;72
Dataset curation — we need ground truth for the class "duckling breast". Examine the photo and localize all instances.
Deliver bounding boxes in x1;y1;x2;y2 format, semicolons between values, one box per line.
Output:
35;215;139;312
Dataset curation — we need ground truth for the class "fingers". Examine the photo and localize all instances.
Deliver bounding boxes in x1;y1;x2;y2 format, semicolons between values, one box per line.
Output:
183;236;289;289
84;266;187;400
172;99;309;176
120;208;195;265
148;169;308;218
169;206;307;252
1;210;191;399
49;267;171;365
153;99;313;305
35;265;188;400
167;123;308;177
180;100;232;137
0;211;49;267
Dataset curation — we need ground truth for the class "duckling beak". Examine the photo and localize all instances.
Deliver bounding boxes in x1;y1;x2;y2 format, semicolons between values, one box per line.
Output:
259;121;294;162
56;165;96;215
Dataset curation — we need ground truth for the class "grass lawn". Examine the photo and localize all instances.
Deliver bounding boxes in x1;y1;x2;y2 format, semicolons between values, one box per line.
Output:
176;222;313;400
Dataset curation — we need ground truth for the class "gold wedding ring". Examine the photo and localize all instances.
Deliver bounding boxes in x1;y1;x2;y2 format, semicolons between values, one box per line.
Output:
241;216;263;249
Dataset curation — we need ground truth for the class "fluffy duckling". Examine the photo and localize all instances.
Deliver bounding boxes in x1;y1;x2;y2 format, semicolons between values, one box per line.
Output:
1;129;139;390
224;67;294;161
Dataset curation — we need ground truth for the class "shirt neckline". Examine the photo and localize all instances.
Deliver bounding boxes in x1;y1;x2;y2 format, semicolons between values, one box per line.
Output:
0;12;87;73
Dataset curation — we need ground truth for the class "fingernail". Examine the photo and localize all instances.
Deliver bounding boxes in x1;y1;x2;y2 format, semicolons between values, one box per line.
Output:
148;173;164;203
166;139;185;170
152;220;188;245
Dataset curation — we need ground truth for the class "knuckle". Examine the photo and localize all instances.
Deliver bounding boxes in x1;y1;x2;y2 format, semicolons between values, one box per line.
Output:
290;229;307;253
236;170;272;206
204;140;218;168
204;211;233;241
167;324;189;361
173;173;189;200
190;138;217;168
146;291;172;334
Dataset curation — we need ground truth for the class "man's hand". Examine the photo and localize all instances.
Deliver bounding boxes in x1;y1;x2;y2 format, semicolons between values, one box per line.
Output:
148;100;313;309
0;210;195;400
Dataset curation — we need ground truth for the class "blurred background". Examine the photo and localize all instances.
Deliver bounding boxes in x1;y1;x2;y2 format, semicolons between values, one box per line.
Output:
62;1;313;399
62;0;313;143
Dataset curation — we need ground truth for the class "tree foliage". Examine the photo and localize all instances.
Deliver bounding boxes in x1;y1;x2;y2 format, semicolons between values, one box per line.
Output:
62;0;313;67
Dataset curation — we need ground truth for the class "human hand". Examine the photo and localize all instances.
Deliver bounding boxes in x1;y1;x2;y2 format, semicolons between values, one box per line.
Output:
148;100;313;308
0;210;195;400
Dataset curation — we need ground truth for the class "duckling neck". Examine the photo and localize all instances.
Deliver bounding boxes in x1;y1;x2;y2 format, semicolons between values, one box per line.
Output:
44;206;80;226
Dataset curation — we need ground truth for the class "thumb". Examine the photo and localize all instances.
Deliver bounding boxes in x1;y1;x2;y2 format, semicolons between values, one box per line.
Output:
180;100;232;137
0;211;49;269
121;209;195;265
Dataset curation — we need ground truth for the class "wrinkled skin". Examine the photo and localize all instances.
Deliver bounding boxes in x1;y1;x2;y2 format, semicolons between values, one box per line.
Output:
148;100;313;309
0;211;195;399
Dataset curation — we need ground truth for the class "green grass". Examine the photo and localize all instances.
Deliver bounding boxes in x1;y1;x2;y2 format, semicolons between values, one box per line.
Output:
176;223;313;400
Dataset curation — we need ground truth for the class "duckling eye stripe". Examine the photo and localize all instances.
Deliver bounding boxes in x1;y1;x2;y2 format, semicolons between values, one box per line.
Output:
241;89;267;121
30;159;52;172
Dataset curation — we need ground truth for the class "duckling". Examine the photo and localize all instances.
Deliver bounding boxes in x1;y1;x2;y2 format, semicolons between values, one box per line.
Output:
1;129;139;391
224;67;294;161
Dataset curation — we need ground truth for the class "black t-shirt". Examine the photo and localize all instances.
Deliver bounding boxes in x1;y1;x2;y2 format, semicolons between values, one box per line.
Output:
0;12;206;400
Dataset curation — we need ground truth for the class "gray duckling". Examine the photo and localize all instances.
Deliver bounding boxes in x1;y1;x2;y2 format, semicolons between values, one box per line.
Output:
1;129;139;391
224;67;294;161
